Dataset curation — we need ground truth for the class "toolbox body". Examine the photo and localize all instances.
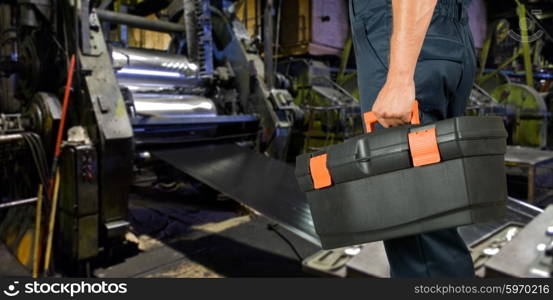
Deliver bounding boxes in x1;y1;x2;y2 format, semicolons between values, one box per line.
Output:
296;116;508;249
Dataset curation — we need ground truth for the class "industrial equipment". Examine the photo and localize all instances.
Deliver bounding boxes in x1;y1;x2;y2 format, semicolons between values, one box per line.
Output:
474;0;553;148
277;59;362;156
0;0;302;274
505;146;553;207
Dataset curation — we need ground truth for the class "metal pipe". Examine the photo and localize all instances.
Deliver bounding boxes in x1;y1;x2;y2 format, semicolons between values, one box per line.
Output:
99;0;114;10
263;0;274;89
273;0;282;77
0;197;38;210
96;9;185;33
516;2;534;87
183;0;199;63
0;133;23;143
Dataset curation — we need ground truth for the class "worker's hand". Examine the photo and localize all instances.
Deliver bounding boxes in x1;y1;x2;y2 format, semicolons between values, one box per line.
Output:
371;77;416;128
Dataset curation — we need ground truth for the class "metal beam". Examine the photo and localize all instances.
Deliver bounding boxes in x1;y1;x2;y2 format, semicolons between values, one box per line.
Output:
99;0;113;10
516;1;534;87
263;0;274;89
96;9;185;34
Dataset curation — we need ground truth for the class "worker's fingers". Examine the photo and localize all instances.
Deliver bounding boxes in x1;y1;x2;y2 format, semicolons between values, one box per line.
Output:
377;118;403;128
372;103;414;128
378;118;390;128
378;115;411;128
384;119;403;127
401;112;412;124
375;111;411;123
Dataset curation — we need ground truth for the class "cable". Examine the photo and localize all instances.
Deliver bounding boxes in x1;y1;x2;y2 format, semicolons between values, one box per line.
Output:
21;134;48;192
30;134;50;179
267;223;303;261
21;133;49;196
25;135;44;177
19;133;52;228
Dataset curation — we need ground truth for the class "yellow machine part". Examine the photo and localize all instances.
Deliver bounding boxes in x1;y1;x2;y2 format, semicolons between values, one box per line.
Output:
0;206;37;269
491;83;547;148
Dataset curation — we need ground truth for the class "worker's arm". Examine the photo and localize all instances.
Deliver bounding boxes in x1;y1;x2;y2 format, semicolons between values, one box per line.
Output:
371;0;437;128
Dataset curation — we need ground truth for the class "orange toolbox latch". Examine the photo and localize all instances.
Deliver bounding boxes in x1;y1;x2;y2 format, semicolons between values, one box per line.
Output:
309;154;332;189
408;127;441;167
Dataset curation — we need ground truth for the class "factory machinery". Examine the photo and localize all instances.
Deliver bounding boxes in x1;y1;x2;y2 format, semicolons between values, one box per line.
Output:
0;0;311;274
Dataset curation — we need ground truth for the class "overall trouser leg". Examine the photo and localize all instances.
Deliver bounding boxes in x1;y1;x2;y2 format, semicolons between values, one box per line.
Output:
350;0;477;277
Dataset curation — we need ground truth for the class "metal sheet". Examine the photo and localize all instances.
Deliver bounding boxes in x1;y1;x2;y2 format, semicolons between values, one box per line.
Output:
505;146;553;165
131;93;217;118
111;46;200;92
152;144;320;246
459;197;542;245
153;145;541;251
484;206;553;277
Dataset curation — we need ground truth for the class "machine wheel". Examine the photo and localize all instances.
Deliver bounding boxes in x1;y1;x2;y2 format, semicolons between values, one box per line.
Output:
491;83;547;148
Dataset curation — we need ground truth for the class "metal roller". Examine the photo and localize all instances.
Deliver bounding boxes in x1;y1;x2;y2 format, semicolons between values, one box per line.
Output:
111;46;201;92
131;93;217;118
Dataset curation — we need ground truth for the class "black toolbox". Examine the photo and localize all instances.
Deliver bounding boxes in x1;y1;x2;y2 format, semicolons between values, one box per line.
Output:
295;112;508;249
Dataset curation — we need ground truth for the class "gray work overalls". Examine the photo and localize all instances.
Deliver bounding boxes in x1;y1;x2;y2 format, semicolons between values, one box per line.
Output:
350;0;477;277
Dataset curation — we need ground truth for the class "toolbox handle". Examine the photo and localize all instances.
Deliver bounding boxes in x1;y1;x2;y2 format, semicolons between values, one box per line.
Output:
363;100;420;133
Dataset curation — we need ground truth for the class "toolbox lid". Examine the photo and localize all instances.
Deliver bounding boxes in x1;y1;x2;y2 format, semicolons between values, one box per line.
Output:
296;116;507;192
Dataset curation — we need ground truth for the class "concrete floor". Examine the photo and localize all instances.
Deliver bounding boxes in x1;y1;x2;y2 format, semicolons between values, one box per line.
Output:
2;179;528;278
0;243;30;277
0;181;323;278
93;187;321;278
